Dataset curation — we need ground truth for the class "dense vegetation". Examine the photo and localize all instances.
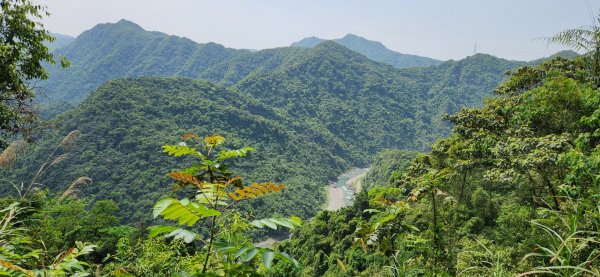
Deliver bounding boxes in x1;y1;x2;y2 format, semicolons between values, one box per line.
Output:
0;0;69;146
3;78;349;223
290;34;442;68
0;133;303;276
3;20;529;228
2;9;596;276
40;20;523;112
277;55;600;276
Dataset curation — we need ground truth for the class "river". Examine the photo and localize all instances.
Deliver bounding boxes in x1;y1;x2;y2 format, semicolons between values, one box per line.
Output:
326;167;369;210
256;167;370;247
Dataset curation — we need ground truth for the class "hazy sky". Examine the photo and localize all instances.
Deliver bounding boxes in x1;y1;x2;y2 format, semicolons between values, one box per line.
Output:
39;0;600;61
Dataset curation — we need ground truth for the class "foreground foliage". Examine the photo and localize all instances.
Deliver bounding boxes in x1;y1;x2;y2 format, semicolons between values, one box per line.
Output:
280;55;600;275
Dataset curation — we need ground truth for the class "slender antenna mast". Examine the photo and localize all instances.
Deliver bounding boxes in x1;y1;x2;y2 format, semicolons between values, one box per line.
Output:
474;43;477;54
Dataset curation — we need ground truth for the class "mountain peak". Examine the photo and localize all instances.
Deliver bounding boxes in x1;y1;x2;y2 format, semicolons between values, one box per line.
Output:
113;19;144;30
290;36;325;48
290;34;442;68
341;33;362;39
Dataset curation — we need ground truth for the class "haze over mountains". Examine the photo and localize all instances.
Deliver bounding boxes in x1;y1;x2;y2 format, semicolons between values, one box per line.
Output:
291;34;443;68
8;19;543;222
3;18;576;228
2;0;596;272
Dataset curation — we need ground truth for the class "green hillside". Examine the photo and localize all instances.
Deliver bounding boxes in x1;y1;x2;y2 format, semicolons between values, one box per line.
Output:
238;43;524;153
41;20;522;113
17;21;527;224
277;56;600;276
5;77;357;223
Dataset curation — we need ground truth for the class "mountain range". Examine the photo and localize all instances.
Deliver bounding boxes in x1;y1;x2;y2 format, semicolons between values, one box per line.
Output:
291;34;442;68
7;19;567;222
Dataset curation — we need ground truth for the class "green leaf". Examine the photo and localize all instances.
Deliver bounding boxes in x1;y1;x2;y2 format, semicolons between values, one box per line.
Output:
243;248;260;262
270;218;295;229
276;252;299;266
153;198;220;226
249;220;264;228
250;217;302;230
148;225;177;238
217;147;254;161
262;250;275;268
162;145;205;158
165;228;198;243
289;216;303;226
260;218;278;229
235;247;251;259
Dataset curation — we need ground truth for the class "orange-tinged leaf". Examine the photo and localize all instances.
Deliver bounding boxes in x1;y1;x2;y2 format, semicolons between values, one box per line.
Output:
167;172;202;188
228;182;286;201
183;132;199;141
0;259;34;276
205;135;225;146
228;192;242;201
225;176;243;188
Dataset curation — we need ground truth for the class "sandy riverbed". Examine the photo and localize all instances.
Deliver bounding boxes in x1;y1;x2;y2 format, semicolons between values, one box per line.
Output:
326;170;368;211
326;186;346;211
346;172;366;193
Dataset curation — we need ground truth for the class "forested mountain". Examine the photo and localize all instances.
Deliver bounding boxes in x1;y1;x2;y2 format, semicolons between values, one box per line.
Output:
291;34;442;68
42;19;522;111
236;43;523;154
6;78;351;222
14;48;522;224
276;55;600;276
41;20;249;104
47;32;75;52
15;20;528;225
528;49;579;65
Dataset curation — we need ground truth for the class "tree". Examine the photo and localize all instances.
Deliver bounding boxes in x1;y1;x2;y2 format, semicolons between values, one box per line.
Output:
0;0;67;147
147;133;301;276
546;13;600;84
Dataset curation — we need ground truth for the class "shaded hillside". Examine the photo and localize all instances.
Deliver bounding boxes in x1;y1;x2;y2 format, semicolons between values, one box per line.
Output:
6;78;356;223
291;34;442;68
237;43;524;154
276;55;600;276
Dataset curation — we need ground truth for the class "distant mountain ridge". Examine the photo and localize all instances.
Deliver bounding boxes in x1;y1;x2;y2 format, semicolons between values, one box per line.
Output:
47;32;75;52
18;19;547;223
291;34;443;68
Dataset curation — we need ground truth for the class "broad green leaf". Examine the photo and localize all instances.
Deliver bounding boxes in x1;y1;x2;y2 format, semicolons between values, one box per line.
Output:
243;248;260;262
166;228;198;243
148;225;177;238
262;250;275;268
249;220;264;228
276;252;299;266
270;218;295;229
235;247;251;259
162;145;204;158
250;217;302;230
260;218;278;229
153;198;220;226
217;147;254;161
216;246;238;254
289;216;303;226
